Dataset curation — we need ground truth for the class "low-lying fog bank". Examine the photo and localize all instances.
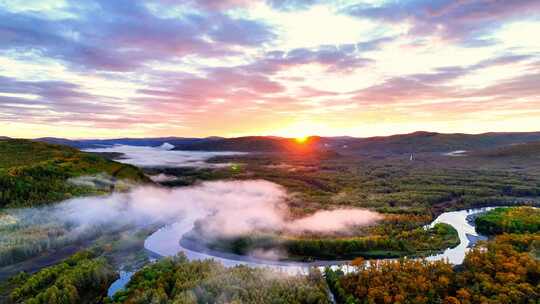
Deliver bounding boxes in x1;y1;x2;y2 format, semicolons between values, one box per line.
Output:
58;180;380;237
84;144;244;167
2;180;382;266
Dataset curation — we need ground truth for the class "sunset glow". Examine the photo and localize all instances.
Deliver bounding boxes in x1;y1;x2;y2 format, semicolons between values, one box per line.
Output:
1;1;539;138
295;136;309;144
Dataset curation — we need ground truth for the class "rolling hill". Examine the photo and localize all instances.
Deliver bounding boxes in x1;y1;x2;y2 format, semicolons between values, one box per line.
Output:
345;131;540;154
0;138;149;208
471;141;540;158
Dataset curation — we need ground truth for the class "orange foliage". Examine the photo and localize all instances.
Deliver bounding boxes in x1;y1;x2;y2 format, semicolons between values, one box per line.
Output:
333;234;540;304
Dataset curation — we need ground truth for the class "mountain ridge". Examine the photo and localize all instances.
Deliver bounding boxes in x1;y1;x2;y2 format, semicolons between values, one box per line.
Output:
28;131;540;154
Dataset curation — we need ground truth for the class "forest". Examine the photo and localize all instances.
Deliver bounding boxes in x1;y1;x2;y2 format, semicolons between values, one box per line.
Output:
167;152;540;217
475;206;540;235
194;222;459;260
326;234;540;304
1;250;117;304
161;150;539;260
282;223;458;259
4;233;538;304
108;254;331;304
0;139;148;208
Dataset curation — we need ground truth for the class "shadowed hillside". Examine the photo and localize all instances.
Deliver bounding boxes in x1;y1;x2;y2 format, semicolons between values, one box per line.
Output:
471;141;540;158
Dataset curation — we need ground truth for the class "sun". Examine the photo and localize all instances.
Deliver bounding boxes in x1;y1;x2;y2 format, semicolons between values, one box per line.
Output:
295;136;309;143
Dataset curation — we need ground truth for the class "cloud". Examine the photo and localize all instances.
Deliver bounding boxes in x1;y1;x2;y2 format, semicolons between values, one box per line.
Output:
0;76;88;98
164;0;323;11
1;0;540;137
0;75;120;123
344;0;540;45
355;36;396;52
351;53;536;104
133;44;372;118
260;45;374;73
464;72;540;100
0;0;275;71
208;15;277;45
132;65;287;119
267;0;322;11
159;0;254;10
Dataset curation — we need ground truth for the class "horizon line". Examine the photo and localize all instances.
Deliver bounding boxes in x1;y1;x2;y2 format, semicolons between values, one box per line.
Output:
5;130;540;141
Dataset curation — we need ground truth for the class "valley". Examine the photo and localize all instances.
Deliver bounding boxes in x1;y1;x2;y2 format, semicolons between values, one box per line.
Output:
1;133;539;303
3;0;540;302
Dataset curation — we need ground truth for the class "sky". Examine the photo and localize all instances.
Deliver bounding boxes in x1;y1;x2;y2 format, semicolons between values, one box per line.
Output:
0;0;539;139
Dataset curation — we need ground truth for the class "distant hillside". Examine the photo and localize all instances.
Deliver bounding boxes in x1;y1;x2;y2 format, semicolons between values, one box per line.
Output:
174;136;345;158
33;131;540;154
36;135;327;153
33;137;100;149
343;131;540;155
177;132;540;154
34;136;214;149
173;136;302;152
471;141;540;158
0;139;149;208
84;137;211;147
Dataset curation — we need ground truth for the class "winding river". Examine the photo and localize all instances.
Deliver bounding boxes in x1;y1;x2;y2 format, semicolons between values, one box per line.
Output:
109;207;502;295
145;207;497;268
108;206;503;296
425;207;495;264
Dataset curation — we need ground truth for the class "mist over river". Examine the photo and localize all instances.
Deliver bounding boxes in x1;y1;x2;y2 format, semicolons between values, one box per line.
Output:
145;206;496;270
107;204;499;296
84;144;244;167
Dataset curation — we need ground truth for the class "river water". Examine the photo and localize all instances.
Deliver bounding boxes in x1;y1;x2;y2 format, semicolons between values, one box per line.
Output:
144;207;496;268
108;206;500;296
425;207;496;264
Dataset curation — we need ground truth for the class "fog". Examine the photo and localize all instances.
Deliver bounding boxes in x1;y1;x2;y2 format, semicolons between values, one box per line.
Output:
67;173;134;190
148;173;178;182
84;144;244;167
286;209;383;234
57;181;286;232
8;180;382;247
